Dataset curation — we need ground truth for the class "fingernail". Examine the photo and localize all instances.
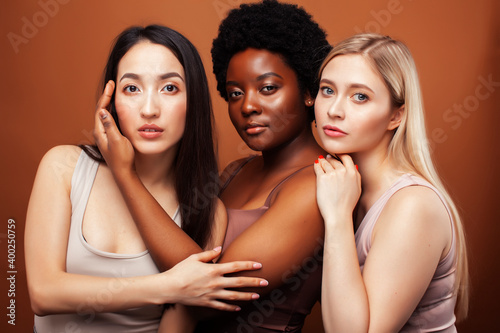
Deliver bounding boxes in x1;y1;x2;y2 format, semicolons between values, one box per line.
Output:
100;112;108;120
355;165;358;170
314;159;318;164
235;307;241;311
213;246;222;252
260;280;269;286
253;263;262;269
251;293;260;299
318;155;324;159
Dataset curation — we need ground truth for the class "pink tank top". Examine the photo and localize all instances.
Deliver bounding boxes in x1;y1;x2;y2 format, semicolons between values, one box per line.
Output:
355;173;457;332
34;151;181;333
196;157;322;333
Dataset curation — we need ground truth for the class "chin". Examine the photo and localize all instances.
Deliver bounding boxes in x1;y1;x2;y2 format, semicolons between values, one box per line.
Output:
245;142;266;152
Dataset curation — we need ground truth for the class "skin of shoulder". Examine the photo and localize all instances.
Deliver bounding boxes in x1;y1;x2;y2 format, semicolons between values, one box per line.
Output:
24;145;82;314
34;145;83;193
219;157;254;188
218;165;324;292
363;184;452;331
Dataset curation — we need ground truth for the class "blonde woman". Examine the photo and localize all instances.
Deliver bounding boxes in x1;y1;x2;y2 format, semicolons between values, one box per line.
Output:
313;34;468;332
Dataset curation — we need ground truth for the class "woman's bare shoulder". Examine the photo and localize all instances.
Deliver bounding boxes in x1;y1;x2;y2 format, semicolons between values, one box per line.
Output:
36;145;83;186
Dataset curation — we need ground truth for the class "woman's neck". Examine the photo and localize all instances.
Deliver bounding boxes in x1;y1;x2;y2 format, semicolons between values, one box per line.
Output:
353;148;401;215
133;149;176;189
261;126;324;170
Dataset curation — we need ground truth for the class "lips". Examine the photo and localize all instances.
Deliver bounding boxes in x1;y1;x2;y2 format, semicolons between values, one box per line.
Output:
323;125;347;138
138;124;164;139
245;121;267;135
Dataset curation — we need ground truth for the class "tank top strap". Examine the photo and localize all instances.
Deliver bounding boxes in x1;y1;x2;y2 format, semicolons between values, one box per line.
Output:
264;164;313;207
219;155;258;195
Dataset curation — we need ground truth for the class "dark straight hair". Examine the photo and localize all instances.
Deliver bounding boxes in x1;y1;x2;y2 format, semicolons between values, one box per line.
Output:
82;25;218;248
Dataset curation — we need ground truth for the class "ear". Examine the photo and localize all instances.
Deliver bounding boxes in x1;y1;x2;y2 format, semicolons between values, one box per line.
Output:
303;91;314;107
388;105;404;131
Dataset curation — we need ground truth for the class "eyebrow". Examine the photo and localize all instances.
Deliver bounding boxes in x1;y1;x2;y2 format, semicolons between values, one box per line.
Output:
226;72;284;87
256;72;283;81
320;78;375;94
119;72;184;82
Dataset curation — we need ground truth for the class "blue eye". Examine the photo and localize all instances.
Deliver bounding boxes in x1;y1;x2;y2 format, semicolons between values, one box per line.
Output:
353;93;369;102
162;84;178;92
321;87;334;95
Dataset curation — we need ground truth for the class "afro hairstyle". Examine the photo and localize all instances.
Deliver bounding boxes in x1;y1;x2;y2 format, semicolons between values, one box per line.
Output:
211;0;331;103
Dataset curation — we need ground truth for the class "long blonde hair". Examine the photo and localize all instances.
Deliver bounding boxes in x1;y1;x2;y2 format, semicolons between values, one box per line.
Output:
318;33;469;320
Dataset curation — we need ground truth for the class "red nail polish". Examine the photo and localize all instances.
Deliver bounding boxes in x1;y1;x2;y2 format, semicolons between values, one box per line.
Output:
315;159;319;164
318;155;324;159
355;165;358;170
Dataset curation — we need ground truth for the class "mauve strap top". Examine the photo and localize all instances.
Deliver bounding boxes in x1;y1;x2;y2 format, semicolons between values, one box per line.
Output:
199;157;322;333
355;173;457;332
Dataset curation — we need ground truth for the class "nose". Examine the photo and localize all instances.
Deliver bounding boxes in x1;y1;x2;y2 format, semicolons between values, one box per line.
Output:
241;90;261;116
140;90;160;118
327;95;345;119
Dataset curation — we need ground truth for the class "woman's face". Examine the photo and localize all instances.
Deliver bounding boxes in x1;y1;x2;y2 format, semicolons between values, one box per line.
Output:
314;54;402;156
225;48;311;151
114;41;187;156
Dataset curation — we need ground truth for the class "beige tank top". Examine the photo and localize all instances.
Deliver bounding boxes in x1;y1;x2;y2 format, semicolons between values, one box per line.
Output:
34;151;181;333
355;173;457;332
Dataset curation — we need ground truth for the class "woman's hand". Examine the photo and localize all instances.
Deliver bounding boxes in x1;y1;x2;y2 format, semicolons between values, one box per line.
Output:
314;154;361;223
163;247;268;311
93;80;135;177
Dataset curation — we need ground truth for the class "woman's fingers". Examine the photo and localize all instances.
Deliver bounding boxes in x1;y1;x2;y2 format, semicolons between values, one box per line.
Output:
188;247;222;263
99;109;122;144
337;154;356;170
93;81;115;148
204;300;242;312
216;260;264;275
209;288;261;303
313;160;324;179
96;80;115;112
317;155;335;173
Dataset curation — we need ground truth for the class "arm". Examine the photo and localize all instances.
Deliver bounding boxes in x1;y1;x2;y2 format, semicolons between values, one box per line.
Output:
95;81;322;299
24;146;266;316
315;155;451;332
158;305;196;333
203;198;227;251
216;166;325;294
94;82;202;270
314;155;367;332
156;202;227;333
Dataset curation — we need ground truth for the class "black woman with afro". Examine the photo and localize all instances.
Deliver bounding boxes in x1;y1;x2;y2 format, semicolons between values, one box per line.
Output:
194;1;332;332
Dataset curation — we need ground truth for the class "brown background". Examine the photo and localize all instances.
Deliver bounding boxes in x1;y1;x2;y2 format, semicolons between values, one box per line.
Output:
1;0;499;332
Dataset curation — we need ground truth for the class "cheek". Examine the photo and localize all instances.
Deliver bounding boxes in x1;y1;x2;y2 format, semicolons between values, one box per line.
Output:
114;100;136;135
169;100;187;135
351;112;391;146
313;98;330;124
227;103;242;127
268;95;306;131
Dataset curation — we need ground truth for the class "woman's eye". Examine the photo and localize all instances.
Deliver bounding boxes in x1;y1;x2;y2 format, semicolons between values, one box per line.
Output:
321;87;334;95
353;93;369;102
261;85;277;94
124;85;139;93
228;91;242;98
162;84;178;93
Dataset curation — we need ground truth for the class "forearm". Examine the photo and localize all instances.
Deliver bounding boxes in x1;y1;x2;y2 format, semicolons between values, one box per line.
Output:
113;170;202;270
30;271;173;316
158;305;197;333
322;214;369;333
